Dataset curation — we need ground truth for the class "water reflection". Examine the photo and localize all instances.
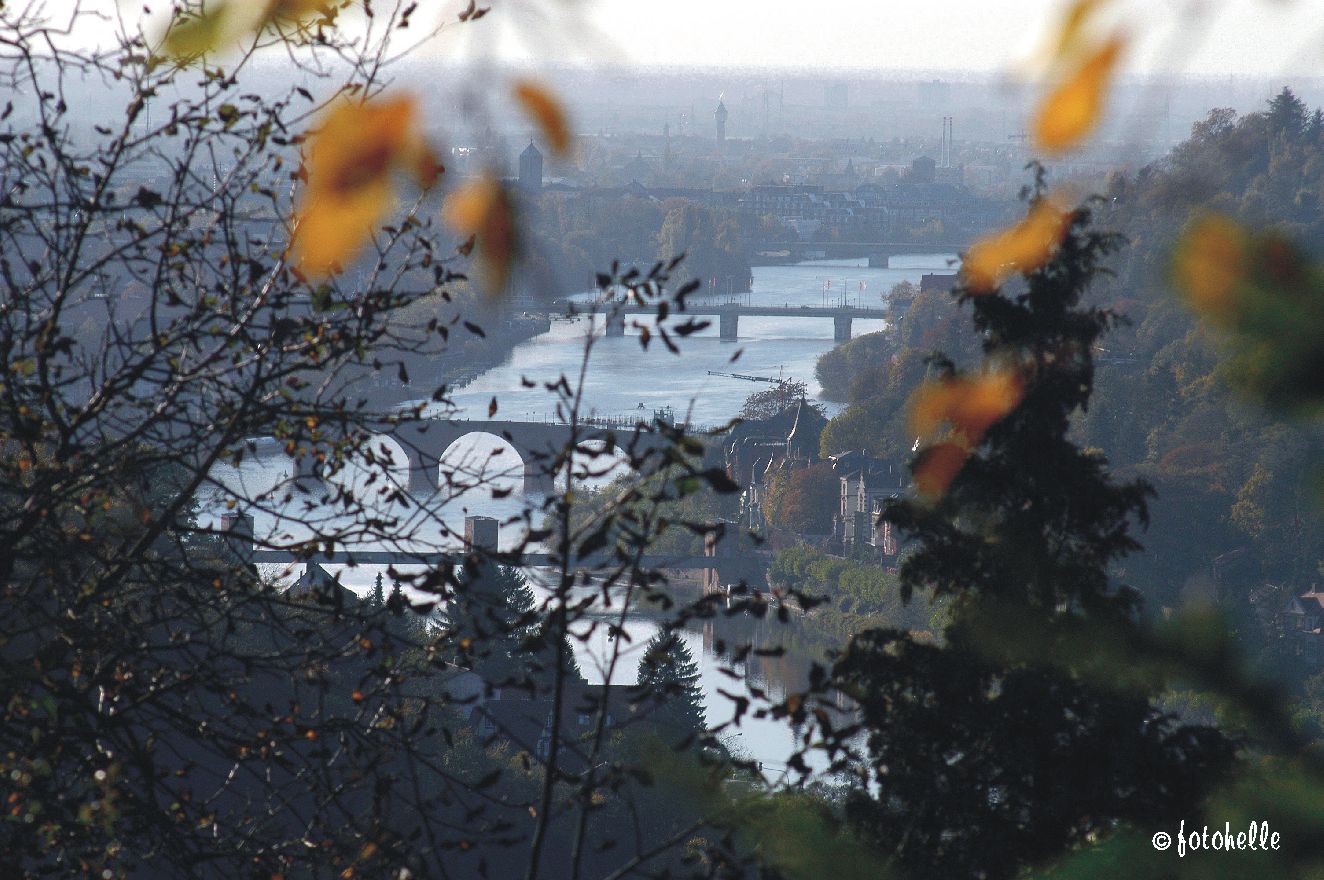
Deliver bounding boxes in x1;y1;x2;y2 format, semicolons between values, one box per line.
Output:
205;257;955;777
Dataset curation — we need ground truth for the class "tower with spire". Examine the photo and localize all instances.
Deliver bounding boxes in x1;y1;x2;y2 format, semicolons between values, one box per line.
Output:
785;396;827;462
714;99;728;144
518;140;543;192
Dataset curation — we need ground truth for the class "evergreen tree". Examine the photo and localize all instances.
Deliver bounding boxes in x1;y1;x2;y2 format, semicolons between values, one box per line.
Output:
440;562;539;684
1269;86;1309;139
829;191;1236;880
440;563;586;689
635;627;706;741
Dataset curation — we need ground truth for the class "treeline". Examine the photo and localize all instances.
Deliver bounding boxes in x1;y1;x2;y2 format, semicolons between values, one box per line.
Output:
813;88;1324;677
815;281;977;458
769;544;942;633
520;194;755;297
1084;89;1324;617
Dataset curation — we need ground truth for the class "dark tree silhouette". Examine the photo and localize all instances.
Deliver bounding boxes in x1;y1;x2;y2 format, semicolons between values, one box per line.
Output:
635;627;707;742
829;189;1237;880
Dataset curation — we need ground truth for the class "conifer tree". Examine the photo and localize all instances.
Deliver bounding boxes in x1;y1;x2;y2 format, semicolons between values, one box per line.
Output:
636;627;706;740
440;563;538;683
829;188;1236;880
440;563;585;688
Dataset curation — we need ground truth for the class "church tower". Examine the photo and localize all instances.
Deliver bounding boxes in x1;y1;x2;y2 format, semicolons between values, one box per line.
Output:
518;140;543;192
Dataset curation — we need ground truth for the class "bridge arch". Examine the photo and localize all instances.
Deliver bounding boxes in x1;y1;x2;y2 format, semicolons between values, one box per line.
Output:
349;418;675;496
436;431;536;496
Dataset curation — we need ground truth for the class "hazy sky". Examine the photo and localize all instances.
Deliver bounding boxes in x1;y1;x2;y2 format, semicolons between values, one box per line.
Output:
575;0;1324;77
67;0;1324;79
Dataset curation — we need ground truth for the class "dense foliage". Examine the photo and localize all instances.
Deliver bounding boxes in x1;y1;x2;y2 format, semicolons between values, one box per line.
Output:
526;194;753;297
761;462;839;535
769;544;938;630
816;91;1324;665
825;192;1236;880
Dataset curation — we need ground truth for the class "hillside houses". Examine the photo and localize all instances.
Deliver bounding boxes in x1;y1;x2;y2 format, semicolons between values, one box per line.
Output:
828;451;906;555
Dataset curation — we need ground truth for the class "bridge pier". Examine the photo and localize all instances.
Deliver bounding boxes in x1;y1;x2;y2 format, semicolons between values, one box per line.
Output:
292;450;326;493
833;315;853;342
523;459;556;495
703;521;768;593
221;511;256;574
604;311;626;337
405;448;441;494
718;309;739;341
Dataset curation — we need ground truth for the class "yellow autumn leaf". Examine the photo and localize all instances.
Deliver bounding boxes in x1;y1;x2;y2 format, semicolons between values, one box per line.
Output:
962;198;1073;293
443;176;518;295
512;80;572;156
161;2;241;60
292;95;436;279
160;0;340;62
952;371;1024;439
1172;214;1249;325
909;380;963;440
1051;0;1110;64
913;442;971;501
264;0;337;26
1033;35;1125;154
909;371;1024;443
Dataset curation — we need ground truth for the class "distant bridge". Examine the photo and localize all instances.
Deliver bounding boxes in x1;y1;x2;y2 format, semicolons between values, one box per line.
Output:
228;515;765;591
295;415;699;495
250;549;716;571
753;239;972;265
584;303;889;342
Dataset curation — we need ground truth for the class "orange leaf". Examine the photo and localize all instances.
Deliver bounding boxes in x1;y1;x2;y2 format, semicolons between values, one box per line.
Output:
443;176;518;295
292;95;434;279
1033;35;1125;154
914;442;971;500
952;371;1024;439
910;371;1024;444
1050;0;1110;65
1172;214;1249;325
962;198;1073;293
909;380;964;440
512;80;572;156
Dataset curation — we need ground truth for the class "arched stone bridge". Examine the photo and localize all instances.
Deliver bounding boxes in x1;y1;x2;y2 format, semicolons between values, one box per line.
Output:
297;417;682;495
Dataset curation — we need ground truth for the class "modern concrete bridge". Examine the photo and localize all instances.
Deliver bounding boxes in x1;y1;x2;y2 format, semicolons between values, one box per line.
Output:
227;514;766;592
751;238;971;265
596;303;889;341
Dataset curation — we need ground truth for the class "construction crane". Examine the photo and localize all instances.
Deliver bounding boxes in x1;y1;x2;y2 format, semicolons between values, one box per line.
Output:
705;370;788;384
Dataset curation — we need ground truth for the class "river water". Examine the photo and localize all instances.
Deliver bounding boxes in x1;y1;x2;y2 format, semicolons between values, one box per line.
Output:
204;255;956;778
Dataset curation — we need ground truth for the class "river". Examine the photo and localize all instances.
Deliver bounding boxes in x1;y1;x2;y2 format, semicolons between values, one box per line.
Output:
203;255;957;779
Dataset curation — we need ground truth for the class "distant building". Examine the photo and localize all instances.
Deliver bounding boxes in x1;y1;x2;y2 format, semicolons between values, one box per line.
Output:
621;150;651;183
464;515;500;552
726;397;828;533
909;155;937;184
827;451;906;554
518;140;543;192
919;272;958;294
288;562;356;603
714;99;728;144
1282;586;1324;663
